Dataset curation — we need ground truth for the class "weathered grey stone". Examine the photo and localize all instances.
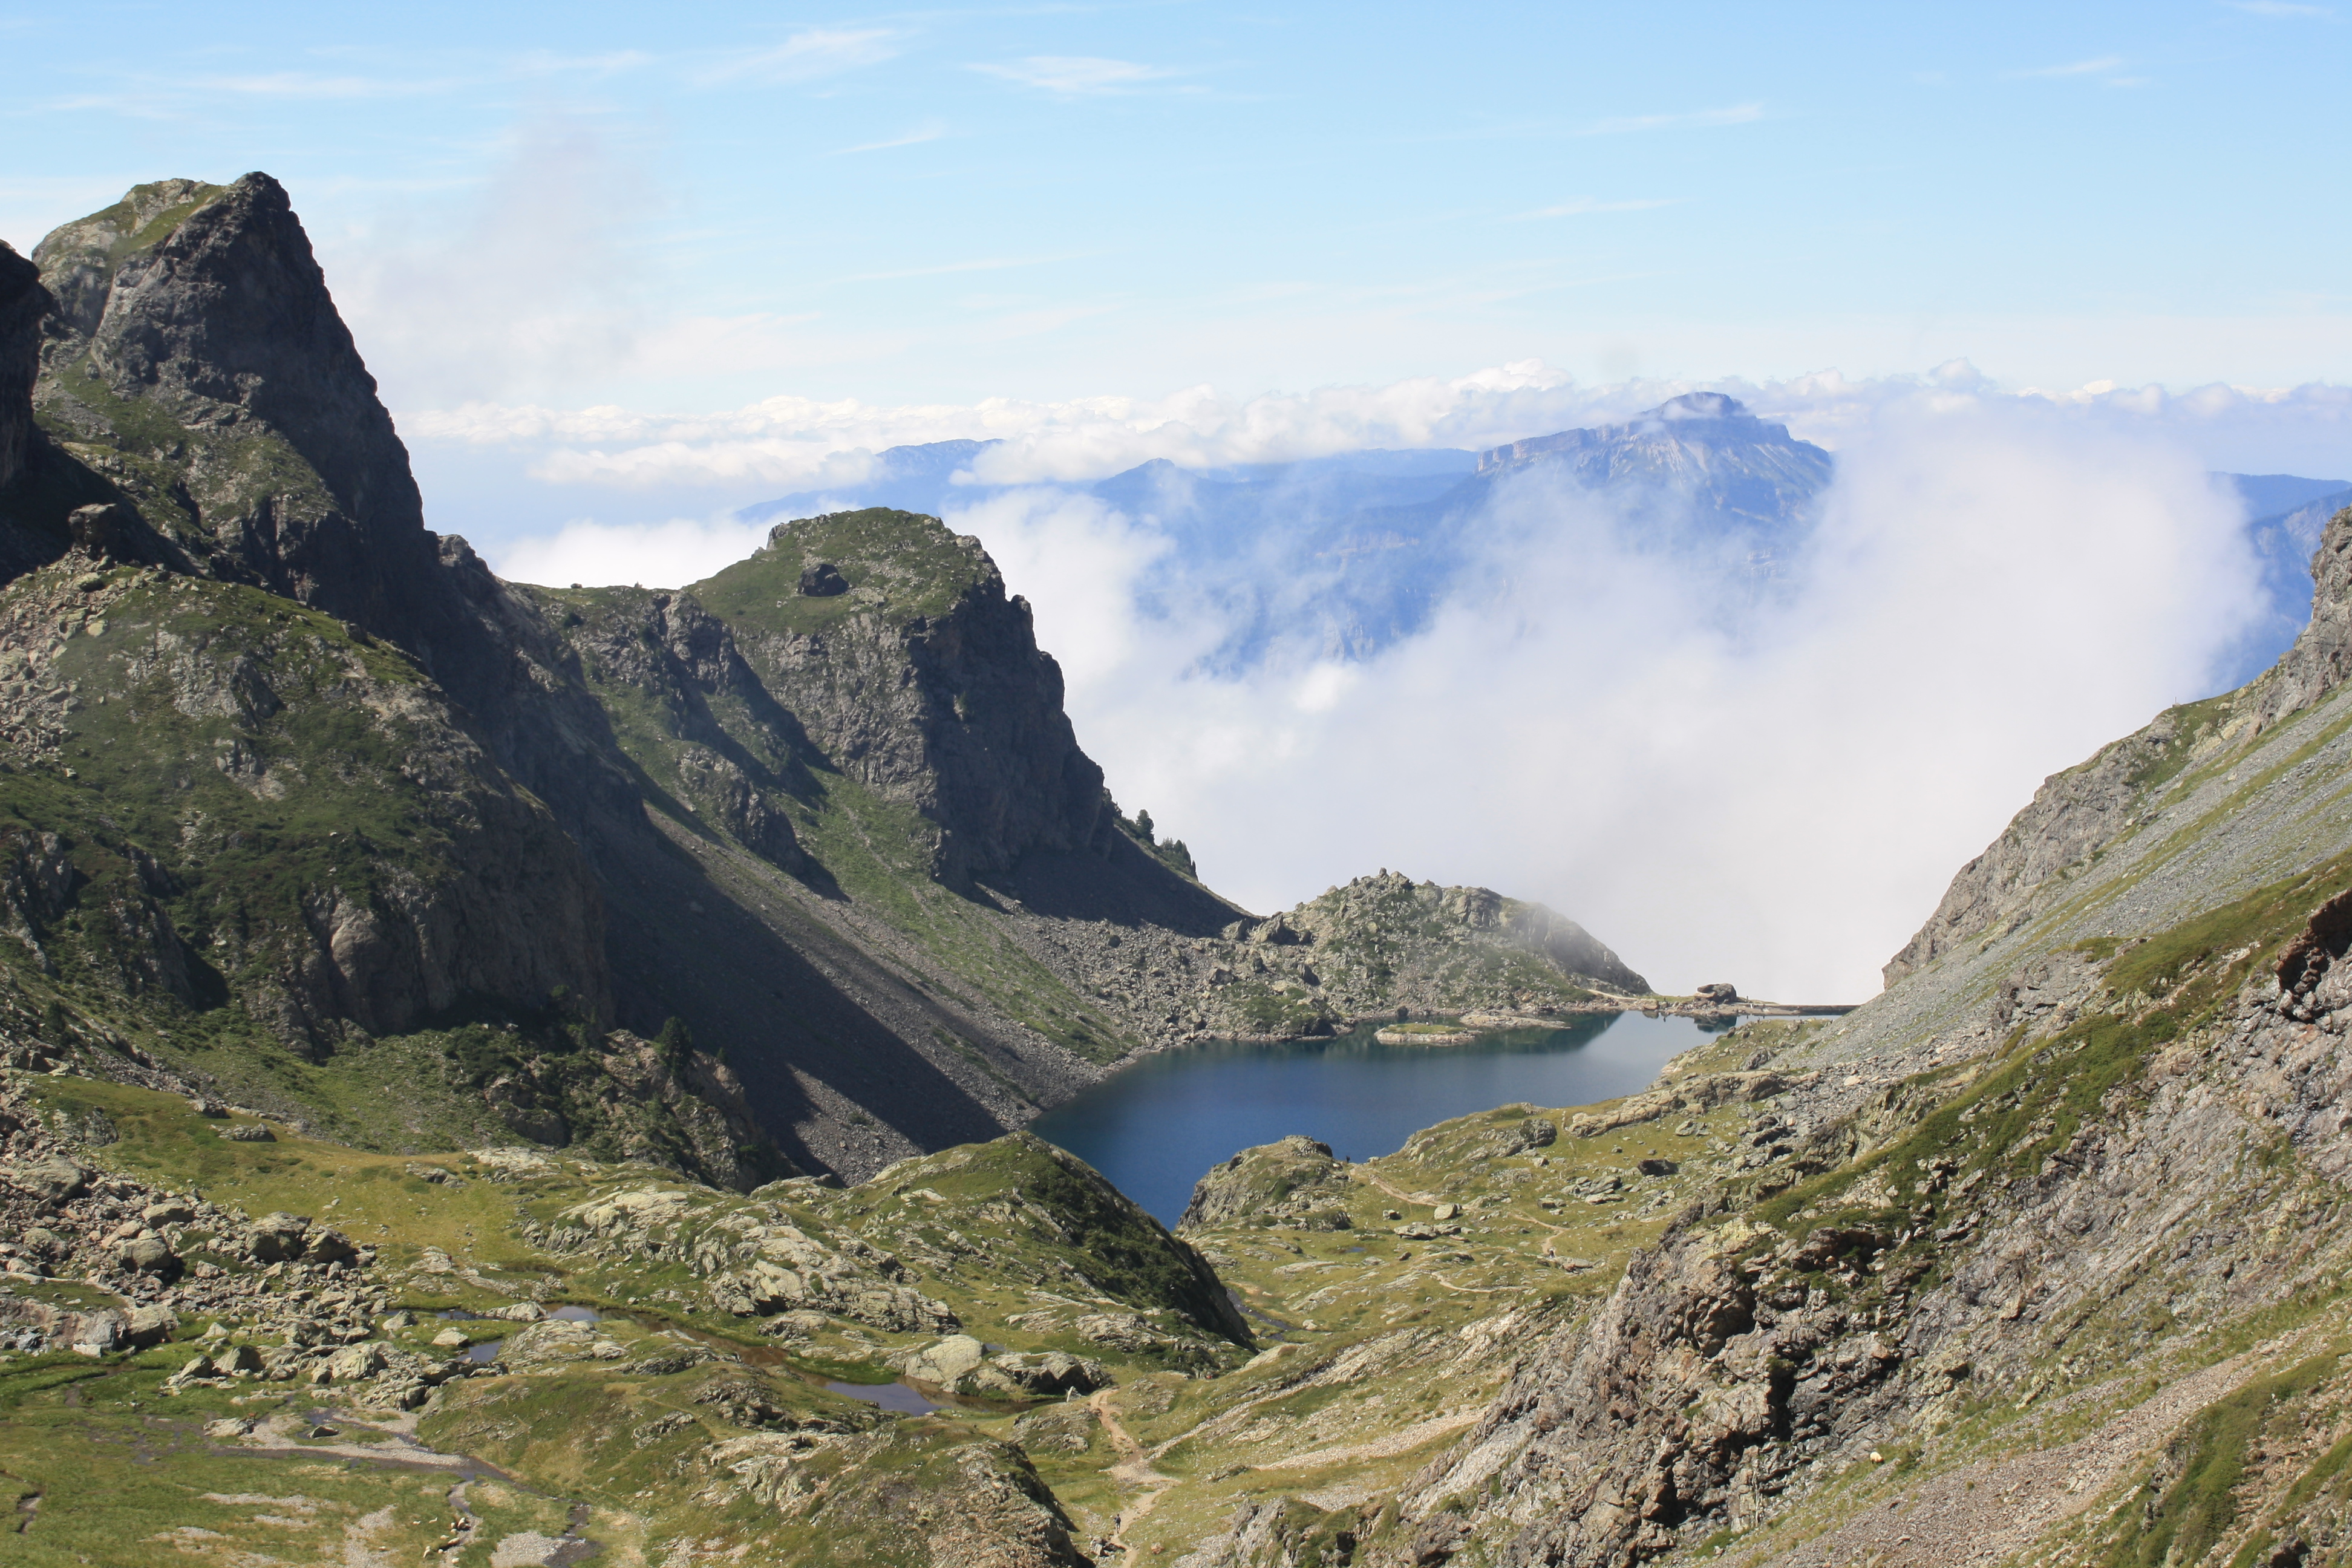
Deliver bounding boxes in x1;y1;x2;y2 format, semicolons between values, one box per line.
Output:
984;1350;1112;1397
125;1304;177;1346
318;1341;387;1383
302;1227;357;1266
120;1235;179;1276
9;1154;90;1203
245;1211;308;1261
902;1333;988;1387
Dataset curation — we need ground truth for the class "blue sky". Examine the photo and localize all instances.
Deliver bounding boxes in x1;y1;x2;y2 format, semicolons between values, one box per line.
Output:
8;0;2352;417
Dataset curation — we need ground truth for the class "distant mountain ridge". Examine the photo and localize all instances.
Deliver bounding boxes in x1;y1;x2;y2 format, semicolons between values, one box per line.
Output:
736;393;1837;663
740;424;2347;690
1472;390;1834;530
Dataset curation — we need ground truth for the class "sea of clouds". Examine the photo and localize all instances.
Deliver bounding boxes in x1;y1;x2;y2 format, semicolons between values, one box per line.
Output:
416;361;2325;1002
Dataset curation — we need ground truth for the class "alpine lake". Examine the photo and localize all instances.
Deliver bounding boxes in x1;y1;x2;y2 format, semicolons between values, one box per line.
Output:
1030;1011;1738;1226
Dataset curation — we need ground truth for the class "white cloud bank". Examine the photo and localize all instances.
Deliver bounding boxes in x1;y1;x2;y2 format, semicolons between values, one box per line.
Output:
463;365;2308;1004
954;397;2262;1004
412;359;2352;495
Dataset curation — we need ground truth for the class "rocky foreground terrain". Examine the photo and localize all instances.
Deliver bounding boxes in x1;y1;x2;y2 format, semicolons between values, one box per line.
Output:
4;172;2352;1567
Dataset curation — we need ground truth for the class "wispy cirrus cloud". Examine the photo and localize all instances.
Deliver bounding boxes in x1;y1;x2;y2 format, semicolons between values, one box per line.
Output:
512;50;655;80
827;121;948;155
32;48;648;118
971;56;1181;95
2011;55;2127;77
1509;197;1678;220
1580;103;1762;134
836;253;1095;284
698;28;901;85
193;70;466;99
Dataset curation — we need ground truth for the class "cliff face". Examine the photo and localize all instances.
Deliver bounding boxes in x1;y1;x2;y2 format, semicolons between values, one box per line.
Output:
2255;505;2352;728
0;241;42;492
692;509;1116;885
0;564;607;1047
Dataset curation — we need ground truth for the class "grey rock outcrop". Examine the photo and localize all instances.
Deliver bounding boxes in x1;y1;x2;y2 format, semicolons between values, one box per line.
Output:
1180;1135;1354;1232
697;511;1119;886
0;241;44;492
1883;716;2185;985
2254;505;2352;728
7;1152;92;1204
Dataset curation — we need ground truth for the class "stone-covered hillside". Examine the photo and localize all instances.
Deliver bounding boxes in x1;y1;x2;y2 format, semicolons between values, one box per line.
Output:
0;1068;1255;1566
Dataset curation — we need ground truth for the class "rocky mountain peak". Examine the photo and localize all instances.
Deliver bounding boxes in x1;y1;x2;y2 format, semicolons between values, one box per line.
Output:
1650;389;1743;421
29;178;227;340
694;507;1116;884
1472;391;1834;535
1289;871;1650;995
30;172;437;637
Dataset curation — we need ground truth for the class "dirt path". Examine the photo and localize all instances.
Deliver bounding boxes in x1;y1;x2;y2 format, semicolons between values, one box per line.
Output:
1756;1328;2314;1568
1352;1166;1446;1208
1091;1389;1180;1549
1249;1410;1485;1474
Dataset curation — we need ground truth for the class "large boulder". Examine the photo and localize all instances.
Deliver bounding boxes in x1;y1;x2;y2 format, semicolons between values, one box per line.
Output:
303;1227;358;1266
124;1304;177;1347
119;1235;180;1278
244;1211;309;1263
8;1154;91;1204
982;1351;1112;1397
316;1342;387;1384
901;1334;988;1387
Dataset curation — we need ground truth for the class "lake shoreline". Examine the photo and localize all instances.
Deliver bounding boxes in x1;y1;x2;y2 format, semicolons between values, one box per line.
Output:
1201;996;1858;1046
1030;1012;1751;1225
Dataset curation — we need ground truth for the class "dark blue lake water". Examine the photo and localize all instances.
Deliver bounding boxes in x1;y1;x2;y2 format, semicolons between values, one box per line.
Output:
1030;1012;1727;1226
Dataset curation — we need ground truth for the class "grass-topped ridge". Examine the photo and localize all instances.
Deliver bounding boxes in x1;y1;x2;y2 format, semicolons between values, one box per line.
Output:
691;508;998;638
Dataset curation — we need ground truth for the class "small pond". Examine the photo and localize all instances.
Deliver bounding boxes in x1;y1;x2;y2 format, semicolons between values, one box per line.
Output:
825;1380;942;1414
1030;1011;1740;1226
